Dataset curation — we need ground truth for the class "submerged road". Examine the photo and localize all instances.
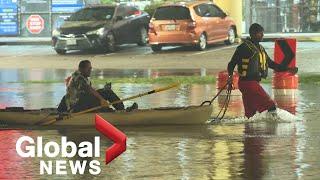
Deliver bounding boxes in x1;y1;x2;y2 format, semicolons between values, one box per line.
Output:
0;42;320;73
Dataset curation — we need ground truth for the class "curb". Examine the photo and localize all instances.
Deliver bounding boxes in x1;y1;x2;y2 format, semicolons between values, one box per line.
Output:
241;34;320;42
0;41;51;46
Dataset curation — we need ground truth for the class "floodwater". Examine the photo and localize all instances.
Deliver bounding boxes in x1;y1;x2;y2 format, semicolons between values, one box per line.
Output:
0;68;217;83
0;72;320;179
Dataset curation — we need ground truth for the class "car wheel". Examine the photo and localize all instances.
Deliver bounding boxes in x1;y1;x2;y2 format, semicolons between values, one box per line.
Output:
225;28;236;45
55;49;66;55
196;33;207;51
137;27;148;46
106;32;116;52
151;45;162;52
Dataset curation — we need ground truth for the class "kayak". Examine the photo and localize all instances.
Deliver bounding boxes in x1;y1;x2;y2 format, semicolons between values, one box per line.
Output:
0;105;213;127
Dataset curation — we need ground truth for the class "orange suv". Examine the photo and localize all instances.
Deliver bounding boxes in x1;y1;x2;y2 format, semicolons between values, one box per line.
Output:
148;1;237;52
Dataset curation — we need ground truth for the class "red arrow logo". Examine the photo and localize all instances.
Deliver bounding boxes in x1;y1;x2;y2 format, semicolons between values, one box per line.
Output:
95;114;127;164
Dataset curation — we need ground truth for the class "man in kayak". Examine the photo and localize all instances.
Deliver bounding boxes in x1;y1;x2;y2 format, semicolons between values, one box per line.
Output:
58;60;138;113
227;23;298;118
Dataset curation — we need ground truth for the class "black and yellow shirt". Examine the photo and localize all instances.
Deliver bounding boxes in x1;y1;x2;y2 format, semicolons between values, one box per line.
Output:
228;38;287;81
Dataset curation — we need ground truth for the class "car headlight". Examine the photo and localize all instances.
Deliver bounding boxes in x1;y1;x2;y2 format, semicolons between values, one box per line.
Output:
52;29;60;36
86;27;105;36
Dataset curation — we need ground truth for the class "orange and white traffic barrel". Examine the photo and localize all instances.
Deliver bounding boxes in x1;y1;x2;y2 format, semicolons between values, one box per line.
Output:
272;38;298;113
272;38;299;92
216;70;241;95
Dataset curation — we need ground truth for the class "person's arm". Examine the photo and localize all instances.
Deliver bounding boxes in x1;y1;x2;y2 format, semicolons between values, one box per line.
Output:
228;47;241;76
227;48;241;90
80;78;109;107
266;51;298;74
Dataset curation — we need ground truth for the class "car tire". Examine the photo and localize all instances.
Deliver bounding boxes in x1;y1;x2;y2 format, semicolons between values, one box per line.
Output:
106;32;116;52
137;27;148;46
225;28;236;45
55;49;66;55
196;33;207;51
151;45;162;52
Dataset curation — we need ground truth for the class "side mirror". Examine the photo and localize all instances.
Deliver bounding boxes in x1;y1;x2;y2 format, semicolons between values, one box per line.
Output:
221;12;227;18
115;16;123;21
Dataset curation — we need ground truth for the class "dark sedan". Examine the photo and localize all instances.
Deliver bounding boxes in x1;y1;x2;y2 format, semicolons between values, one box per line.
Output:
52;5;150;54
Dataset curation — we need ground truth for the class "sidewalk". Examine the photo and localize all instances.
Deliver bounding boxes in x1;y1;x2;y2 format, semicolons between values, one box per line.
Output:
0;33;320;46
0;37;51;45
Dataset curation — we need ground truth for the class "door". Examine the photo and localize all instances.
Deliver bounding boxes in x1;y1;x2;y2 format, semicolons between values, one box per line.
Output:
208;4;228;40
112;5;132;44
195;3;219;42
124;6;142;43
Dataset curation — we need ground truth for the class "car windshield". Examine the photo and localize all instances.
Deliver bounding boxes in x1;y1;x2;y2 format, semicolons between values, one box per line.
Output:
154;6;191;20
68;7;115;21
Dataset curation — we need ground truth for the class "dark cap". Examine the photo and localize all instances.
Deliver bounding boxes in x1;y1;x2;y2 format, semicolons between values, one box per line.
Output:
249;23;264;35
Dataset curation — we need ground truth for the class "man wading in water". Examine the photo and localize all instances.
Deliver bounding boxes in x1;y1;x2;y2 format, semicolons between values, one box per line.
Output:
58;60;138;113
227;23;298;119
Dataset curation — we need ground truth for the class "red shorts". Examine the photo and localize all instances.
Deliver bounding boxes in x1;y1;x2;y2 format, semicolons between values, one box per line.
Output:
238;80;275;118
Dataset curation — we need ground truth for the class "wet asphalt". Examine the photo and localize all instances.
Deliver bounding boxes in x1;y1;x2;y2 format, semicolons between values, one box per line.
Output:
0;42;319;73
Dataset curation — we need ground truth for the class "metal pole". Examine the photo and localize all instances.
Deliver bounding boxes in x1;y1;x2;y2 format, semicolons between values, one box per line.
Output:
276;0;280;32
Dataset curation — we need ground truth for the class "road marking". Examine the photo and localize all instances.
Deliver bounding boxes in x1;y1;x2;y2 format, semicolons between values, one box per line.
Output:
187;45;237;56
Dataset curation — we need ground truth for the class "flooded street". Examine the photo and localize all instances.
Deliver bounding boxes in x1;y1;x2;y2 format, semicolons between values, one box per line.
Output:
0;41;320;179
0;81;320;179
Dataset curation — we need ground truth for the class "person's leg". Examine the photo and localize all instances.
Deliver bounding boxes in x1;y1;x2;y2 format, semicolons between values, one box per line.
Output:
97;88;125;110
239;80;276;118
242;93;257;118
239;81;257;118
254;83;276;113
72;94;100;112
57;95;67;113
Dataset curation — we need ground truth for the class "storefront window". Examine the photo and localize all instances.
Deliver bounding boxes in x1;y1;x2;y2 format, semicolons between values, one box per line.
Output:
244;0;320;33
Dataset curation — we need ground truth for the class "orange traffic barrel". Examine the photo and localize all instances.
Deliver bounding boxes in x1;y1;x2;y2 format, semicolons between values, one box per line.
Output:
216;71;241;95
216;70;239;89
273;38;298;90
272;72;299;89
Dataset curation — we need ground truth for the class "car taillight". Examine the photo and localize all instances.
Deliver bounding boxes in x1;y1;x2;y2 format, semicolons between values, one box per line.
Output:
133;10;142;16
149;23;156;34
187;21;196;29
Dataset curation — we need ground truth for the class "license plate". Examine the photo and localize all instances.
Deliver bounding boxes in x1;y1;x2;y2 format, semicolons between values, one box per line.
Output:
66;39;77;45
165;24;176;31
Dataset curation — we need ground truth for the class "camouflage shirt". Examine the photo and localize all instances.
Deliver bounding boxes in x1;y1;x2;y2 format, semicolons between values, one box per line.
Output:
65;70;92;111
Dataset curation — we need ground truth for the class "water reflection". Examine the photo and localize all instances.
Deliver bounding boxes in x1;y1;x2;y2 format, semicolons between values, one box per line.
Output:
0;83;312;120
273;89;298;114
0;68;219;83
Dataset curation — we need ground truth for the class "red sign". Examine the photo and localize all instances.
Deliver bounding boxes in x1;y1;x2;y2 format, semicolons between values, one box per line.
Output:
274;38;296;68
26;15;44;34
95;114;127;164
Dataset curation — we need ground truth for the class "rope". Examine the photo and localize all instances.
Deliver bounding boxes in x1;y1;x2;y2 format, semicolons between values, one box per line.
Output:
201;80;233;123
214;87;231;121
200;81;229;106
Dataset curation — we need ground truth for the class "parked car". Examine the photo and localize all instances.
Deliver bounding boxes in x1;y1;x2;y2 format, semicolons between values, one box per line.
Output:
148;2;237;52
52;5;150;54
